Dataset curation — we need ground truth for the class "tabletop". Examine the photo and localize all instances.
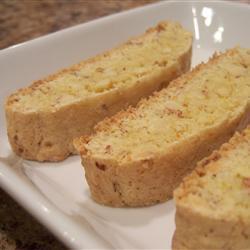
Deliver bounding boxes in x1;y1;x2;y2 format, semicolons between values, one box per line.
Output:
0;0;249;249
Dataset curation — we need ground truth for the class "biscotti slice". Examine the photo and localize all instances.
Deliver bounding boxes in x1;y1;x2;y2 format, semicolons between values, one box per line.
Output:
5;21;192;162
173;125;250;250
75;47;250;207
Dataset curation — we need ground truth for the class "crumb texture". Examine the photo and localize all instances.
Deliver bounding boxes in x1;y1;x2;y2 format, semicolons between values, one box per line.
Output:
84;47;250;162
173;126;250;250
76;47;250;207
7;22;191;112
175;125;250;220
5;21;192;161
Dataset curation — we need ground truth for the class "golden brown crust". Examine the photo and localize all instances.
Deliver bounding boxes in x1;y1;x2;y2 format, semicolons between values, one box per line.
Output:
172;126;250;250
6;21;187;106
175;125;250;202
77;111;250;207
77;47;246;156
5;21;192;161
75;47;250;207
173;205;250;250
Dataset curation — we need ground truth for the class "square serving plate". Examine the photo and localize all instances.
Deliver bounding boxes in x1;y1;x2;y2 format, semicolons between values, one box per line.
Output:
1;1;250;249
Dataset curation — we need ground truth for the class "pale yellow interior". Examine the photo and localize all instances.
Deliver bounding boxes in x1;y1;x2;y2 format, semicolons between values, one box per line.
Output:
11;22;191;112
177;127;250;221
87;48;250;161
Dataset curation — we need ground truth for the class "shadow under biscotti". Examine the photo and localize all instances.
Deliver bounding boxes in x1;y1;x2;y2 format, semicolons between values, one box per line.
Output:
70;191;174;249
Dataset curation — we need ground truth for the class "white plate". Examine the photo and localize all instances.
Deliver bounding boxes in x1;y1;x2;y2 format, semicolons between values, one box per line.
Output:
0;1;249;249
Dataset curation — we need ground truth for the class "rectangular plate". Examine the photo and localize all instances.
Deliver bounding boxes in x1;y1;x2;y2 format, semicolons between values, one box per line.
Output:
1;1;250;249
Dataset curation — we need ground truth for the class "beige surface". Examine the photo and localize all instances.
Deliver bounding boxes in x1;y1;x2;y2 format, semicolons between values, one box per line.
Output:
173;126;250;250
76;48;250;207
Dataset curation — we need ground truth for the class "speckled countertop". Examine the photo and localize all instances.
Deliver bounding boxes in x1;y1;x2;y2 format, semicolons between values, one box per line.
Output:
0;0;157;50
0;0;249;249
0;1;157;249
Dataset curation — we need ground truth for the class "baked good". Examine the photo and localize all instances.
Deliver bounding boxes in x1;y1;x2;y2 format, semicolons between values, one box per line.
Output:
75;47;250;207
173;125;250;250
5;21;192;161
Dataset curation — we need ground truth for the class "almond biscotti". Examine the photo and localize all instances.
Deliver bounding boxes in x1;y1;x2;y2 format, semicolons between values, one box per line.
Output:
173;125;250;250
75;47;250;207
5;21;192;162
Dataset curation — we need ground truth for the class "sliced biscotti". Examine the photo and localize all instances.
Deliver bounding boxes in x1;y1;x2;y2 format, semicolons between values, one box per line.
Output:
5;21;192;162
173;125;250;250
75;47;250;207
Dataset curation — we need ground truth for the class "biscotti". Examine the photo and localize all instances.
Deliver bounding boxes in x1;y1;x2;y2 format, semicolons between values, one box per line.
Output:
75;47;250;207
5;21;192;162
173;125;250;250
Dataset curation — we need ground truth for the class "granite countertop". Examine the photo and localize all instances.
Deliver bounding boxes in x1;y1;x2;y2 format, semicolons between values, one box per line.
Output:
0;0;249;249
0;0;157;50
